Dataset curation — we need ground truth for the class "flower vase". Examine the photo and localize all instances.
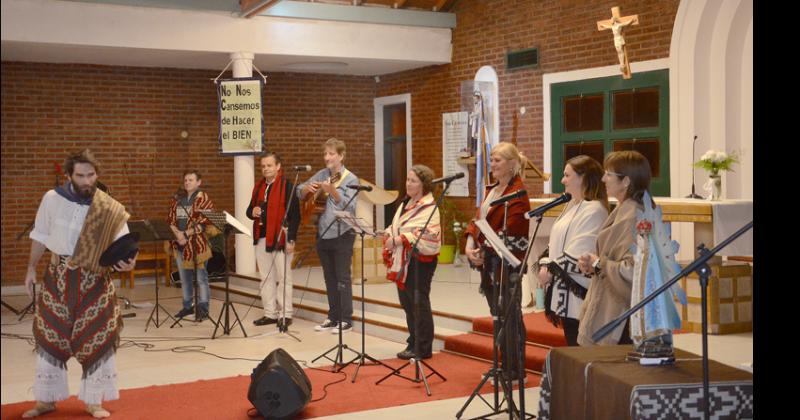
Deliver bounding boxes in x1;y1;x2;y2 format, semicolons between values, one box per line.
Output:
709;174;722;201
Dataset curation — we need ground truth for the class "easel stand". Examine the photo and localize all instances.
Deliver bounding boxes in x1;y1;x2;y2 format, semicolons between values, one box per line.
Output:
200;210;249;339
312;190;362;372
592;221;753;420
376;184;453;396
129;219;179;330
332;213;394;382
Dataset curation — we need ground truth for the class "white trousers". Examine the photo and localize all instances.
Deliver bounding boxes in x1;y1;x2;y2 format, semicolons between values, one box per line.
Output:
33;353;118;405
255;238;294;318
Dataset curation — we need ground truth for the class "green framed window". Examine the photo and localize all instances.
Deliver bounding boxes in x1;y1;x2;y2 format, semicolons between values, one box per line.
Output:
550;69;670;196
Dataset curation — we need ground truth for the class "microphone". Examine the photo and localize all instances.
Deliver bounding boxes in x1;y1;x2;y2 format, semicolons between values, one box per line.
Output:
524;193;572;219
293;165;312;172
347;184;373;192
432;172;465;184
490;189;527;207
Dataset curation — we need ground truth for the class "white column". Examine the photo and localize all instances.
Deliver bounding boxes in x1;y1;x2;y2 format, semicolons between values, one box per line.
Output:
231;51;256;275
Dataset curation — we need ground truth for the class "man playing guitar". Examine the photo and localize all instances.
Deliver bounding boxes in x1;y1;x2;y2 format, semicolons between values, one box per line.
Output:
297;138;360;333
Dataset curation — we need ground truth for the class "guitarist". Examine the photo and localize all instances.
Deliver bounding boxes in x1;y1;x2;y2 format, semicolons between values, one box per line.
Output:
297;138;359;333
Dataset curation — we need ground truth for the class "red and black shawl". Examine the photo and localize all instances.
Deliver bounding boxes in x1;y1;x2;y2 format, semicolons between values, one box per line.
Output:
464;174;531;260
247;171;288;249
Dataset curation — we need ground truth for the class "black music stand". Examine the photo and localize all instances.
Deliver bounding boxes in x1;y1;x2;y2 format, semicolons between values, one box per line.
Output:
311;200;362;373
14;221;37;321
129;220;179;330
456;219;531;419
201;210;249;339
332;211;395;382
1;300;20;315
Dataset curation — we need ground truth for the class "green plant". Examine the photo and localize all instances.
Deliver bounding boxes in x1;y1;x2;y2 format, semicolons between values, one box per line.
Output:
438;196;468;246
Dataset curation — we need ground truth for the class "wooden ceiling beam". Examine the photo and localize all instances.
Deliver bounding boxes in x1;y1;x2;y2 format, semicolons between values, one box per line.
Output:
433;0;449;12
240;0;282;18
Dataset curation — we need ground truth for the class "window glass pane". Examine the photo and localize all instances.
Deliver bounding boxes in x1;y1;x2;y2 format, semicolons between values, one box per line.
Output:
564;141;605;167
613;87;659;129
563;94;604;132
613;138;660;177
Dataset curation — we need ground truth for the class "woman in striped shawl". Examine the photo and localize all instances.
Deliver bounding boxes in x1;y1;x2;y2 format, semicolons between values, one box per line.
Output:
383;165;441;360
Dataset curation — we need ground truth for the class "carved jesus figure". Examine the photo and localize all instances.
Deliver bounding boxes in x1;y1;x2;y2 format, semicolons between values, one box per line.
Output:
597;7;639;79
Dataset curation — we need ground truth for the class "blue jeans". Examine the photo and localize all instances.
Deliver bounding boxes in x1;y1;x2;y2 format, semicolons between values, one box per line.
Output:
316;232;355;324
174;253;210;313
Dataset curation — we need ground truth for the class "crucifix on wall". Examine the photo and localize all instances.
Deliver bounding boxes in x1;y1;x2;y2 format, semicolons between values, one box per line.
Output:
597;6;639;79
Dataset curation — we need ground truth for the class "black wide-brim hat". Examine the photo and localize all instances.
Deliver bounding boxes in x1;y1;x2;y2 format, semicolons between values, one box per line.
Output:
99;232;140;267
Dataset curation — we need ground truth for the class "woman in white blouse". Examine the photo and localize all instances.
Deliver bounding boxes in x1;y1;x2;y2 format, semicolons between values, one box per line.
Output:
537;155;608;346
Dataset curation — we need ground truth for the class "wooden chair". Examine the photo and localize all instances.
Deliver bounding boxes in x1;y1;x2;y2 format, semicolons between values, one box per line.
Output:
118;241;172;288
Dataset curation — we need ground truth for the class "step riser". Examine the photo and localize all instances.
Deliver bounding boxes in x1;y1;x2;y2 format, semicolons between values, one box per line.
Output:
296;309;445;352
444;337;547;372
212;285;472;333
211;287;447;351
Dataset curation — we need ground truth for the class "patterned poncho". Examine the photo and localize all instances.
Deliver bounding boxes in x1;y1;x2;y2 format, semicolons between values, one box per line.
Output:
383;193;441;290
33;188;128;377
167;190;214;268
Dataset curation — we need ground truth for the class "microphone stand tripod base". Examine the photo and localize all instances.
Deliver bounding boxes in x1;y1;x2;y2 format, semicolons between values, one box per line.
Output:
375;356;446;397
252;318;301;342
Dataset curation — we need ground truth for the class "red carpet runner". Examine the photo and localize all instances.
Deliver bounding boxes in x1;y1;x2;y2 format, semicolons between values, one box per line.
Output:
444;311;567;372
1;352;540;419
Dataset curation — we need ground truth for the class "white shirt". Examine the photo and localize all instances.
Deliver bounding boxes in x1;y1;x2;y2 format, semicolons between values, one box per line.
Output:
546;199;607;320
30;189;128;256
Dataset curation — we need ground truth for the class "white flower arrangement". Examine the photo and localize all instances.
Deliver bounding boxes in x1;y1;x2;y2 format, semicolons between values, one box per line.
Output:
693;149;739;176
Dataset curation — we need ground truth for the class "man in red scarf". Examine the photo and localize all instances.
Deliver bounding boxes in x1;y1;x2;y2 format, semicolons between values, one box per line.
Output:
246;152;300;327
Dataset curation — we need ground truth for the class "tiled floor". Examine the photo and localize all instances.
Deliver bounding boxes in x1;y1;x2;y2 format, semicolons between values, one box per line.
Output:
1;263;752;419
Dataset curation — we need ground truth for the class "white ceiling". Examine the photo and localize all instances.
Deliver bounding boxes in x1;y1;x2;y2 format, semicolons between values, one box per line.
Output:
1;0;453;76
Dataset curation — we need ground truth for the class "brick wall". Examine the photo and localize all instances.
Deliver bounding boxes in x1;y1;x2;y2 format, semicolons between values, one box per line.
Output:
1;64;375;285
376;0;679;219
1;0;679;286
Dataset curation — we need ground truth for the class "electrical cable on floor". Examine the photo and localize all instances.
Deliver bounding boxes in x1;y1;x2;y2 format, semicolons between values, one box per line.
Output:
294;265;314;312
305;366;348;403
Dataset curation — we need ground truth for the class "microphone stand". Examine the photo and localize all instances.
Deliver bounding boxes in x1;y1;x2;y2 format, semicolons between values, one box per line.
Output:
257;169;302;342
458;198;537;420
376;182;450;396
311;182;362;372
592;221;753;420
686;135;703;199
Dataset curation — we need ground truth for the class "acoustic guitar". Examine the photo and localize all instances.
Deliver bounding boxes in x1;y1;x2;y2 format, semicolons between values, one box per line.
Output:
300;171;342;226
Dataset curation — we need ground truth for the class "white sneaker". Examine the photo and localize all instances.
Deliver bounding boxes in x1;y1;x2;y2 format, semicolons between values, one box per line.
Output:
315;319;336;331
330;321;352;334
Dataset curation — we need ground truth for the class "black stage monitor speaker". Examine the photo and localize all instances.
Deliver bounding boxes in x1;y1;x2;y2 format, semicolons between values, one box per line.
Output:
248;348;312;419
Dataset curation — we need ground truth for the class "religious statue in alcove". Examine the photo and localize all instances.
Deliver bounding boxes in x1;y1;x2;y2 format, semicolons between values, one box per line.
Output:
467;91;484;157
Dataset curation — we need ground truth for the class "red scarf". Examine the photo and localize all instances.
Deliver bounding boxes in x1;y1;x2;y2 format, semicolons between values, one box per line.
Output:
249;170;288;249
